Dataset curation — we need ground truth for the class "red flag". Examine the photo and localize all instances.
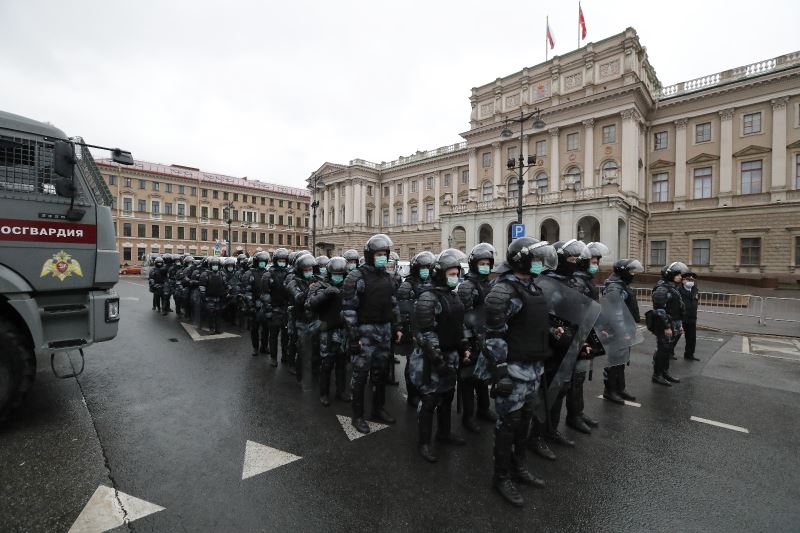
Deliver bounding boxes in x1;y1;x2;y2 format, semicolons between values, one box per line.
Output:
579;4;587;40
546;20;555;49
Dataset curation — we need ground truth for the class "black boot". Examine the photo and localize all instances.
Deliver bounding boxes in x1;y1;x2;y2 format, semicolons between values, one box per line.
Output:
417;396;438;463
351;383;370;434
663;372;681;383
652;375;671;386
528;419;557;460
566;372;591;434
511;409;545;488
493;422;524;507
581;413;599;428
460;378;480;434
603;366;625;404
436;391;465;445
617;367;636;401
319;362;332;407
334;359;351;402
371;383;396;425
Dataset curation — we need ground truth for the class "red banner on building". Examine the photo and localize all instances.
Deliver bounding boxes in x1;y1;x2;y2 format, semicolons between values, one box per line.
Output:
0;218;97;244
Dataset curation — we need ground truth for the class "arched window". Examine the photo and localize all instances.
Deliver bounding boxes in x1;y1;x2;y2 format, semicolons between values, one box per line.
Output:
565;166;582;190
601;160;619;183
532;172;549;193
507;176;519;200
481;181;493;202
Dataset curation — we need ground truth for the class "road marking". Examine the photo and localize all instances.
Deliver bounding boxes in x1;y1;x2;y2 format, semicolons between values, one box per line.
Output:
242;440;302;480
696;335;724;342
120;297;140;301
751;344;800;357
690;416;749;434
597;395;640;408
742;336;750;354
180;321;240;341
119;280;148;287
336;414;389;440
69;485;164;533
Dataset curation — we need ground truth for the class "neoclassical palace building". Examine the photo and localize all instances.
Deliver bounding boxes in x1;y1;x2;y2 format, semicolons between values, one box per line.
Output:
310;28;800;279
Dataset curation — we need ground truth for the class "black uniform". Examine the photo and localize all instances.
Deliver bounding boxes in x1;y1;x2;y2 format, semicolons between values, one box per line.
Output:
652;279;685;380
678;283;699;360
199;267;229;334
148;263;165;311
565;270;600;432
266;265;290;364
396;275;430;405
286;273;314;382
244;268;271;355
306;279;349;402
602;272;640;398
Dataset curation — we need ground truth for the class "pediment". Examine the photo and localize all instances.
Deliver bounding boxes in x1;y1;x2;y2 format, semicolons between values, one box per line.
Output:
649;159;675;169
686;153;720;164
310;162;345;182
788;140;800;149
732;145;772;158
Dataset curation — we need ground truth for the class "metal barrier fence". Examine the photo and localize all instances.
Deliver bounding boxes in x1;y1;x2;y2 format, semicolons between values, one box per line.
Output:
631;288;800;328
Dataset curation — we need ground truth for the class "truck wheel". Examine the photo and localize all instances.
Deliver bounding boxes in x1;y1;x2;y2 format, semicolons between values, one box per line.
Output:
0;318;36;423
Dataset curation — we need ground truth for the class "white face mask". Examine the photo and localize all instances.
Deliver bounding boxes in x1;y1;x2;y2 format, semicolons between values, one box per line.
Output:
684;281;695;289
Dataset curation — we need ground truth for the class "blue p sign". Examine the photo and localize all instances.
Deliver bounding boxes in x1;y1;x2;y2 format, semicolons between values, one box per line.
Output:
511;224;525;239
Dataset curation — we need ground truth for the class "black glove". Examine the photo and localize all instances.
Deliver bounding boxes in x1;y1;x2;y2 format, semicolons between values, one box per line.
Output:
493;363;513;397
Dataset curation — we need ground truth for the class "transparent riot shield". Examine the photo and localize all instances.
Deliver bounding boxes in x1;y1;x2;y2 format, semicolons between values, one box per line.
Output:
594;291;643;366
535;274;601;407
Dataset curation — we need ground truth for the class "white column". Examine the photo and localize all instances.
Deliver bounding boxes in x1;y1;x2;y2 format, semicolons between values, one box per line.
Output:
468;148;479;201
403;178;410;225
493;142;503;193
361;180;368;225
434;171;441;219
583;119;595;187
342;181;350;224
549;128;560;192
452;166;460;200
418;175;424;217
771;97;789;191
718;110;734;200
621;109;641;195
673;118;688;204
389;180;396;226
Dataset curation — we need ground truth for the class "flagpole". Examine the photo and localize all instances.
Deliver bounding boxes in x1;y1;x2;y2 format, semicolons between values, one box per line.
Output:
578;2;581;49
545;16;549;62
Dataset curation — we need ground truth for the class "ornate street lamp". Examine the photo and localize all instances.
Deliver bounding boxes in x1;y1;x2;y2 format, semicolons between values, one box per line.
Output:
500;109;546;225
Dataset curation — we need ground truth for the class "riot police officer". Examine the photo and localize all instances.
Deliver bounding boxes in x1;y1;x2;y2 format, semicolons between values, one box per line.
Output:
343;249;360;273
342;234;401;434
245;251;272;356
283;251;303;370
396;251;435;407
306;257;351;406
602;259;643;403
287;253;317;383
679;271;700;361
159;254;174;315
475;238;556;506
148;256;165;312
222;256;238;324
457;243;498;434
651;262;687;386
266;248;291;367
199;257;228;334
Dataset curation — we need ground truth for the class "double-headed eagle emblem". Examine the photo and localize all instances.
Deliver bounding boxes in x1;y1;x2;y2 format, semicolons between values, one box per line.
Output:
40;250;83;282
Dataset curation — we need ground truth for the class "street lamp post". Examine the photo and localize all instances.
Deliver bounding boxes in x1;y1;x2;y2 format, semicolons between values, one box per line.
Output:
500;109;546;226
240;222;252;255
222;200;234;256
309;172;321;255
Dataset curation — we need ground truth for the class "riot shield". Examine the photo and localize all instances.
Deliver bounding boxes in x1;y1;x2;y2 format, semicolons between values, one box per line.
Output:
535;274;601;408
594;291;643;365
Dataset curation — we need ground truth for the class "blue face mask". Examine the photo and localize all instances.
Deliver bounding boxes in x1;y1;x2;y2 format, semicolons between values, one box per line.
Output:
211;265;219;272
303;271;314;280
588;264;599;275
684;281;694;289
478;265;491;276
277;261;286;268
347;263;357;271
530;261;543;275
319;268;327;276
446;276;459;288
258;261;267;269
374;256;388;268
419;268;430;280
331;274;344;285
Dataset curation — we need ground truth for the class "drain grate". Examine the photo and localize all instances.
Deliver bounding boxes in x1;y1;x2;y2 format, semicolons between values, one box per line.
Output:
168;338;179;343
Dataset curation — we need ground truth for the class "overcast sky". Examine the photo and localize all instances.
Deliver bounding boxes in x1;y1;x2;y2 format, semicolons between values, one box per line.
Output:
1;0;796;188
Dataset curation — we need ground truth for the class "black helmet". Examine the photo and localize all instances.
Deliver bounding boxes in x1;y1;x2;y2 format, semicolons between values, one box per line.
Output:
410;251;436;278
254;251;270;270
209;256;222;270
316;255;330;267
327;256;347;276
295;253;317;276
389;251;400;262
182;254;193;265
273;248;290;265
237;253;248;269
432;248;466;286
363;234;392;266
163;253;173;265
154;256;164;267
223;257;237;271
343;249;359;261
468;243;496;274
506;237;557;274
587;242;610;259
554;239;590;275
288;251;299;266
613;259;643;283
661;261;688;281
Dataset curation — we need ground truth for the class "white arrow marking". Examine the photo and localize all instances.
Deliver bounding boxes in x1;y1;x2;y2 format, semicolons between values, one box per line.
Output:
597;395;641;408
690;416;749;434
336;414;389;440
242;440;302;480
69;485;164;533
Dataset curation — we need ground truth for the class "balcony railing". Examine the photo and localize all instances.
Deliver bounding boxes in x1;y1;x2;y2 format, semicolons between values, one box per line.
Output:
442;185;619;215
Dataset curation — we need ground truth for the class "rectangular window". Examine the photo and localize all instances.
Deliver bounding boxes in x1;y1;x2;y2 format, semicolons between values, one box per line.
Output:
410;206;418;224
177;203;185;217
165;202;173;215
426;176;434;190
201;228;208;241
444;174;451;187
278;199;283;207
165;183;172;193
366;209;373;227
123;223;131;237
382;208;389;226
383;186;389;197
693;167;712;199
741;160;762;194
223;192;229;200
189;227;196;241
139;179;146;190
461;170;469;184
212;190;219;199
653;131;667;150
567;133;579;151
278;215;284;226
507;146;518;163
108;175;117;186
259;233;266;244
261;197;265;206
796;154;800;189
177;226;184;240
535;140;546;157
179;185;185;194
269;214;275;224
650;240;667;265
152;181;160;191
259;213;265;224
138;199;146;212
164;226;172;239
213;207;219;219
287;235;293;246
137;224;145;238
743;112;762;135
269;233;274;245
411;180;418;193
396;183;403;195
425;203;434;223
740;238;761;266
367;185;373;196
395;207;403;225
242;231;247;244
269;198;274;206
123;198;132;214
123;247;132;261
652;173;669;202
124;177;132;188
137;247;145;262
190;205;197;218
201;206;209;219
151;200;160;214
190;187;197;196
213;229;219;241
151;225;159;238
795;236;800;267
695;122;711;143
201;188;208;198
288;216;293;227
692;239;710;265
482;152;492;168
278;234;283;245
602;125;617;144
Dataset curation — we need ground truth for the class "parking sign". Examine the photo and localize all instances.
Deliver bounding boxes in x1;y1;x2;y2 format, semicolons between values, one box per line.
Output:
511;224;525;239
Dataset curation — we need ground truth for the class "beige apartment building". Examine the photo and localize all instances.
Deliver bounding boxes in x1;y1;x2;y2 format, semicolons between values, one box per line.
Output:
97;160;310;262
311;28;800;280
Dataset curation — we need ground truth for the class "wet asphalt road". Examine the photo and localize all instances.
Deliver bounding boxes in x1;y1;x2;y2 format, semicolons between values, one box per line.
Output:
2;278;799;532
